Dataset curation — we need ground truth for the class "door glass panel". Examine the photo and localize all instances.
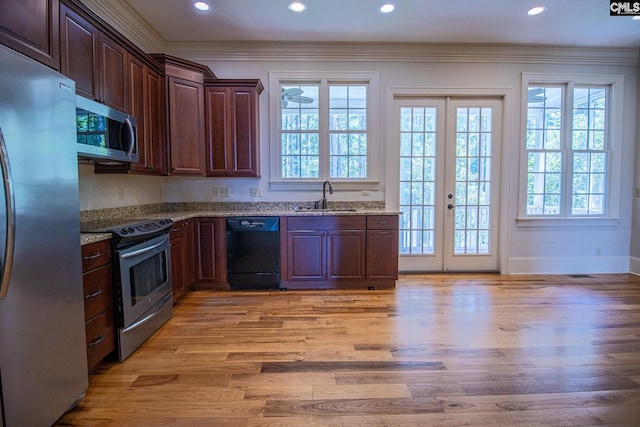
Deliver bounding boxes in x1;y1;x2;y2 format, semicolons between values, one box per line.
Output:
399;107;437;254
454;107;492;254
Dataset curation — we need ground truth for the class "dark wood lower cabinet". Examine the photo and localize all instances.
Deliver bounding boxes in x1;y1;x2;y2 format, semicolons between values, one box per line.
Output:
286;230;326;280
194;218;227;290
328;230;366;280
281;215;398;290
81;239;115;374
170;220;196;302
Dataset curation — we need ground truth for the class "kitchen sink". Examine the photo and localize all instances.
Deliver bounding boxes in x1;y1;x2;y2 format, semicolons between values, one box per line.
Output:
295;208;358;212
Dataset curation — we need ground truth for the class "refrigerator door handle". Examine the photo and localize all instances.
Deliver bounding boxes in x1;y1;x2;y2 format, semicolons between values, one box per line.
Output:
0;126;16;300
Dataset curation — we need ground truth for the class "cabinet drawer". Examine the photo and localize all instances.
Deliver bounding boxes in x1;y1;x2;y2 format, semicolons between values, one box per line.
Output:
367;215;399;230
81;240;112;272
287;216;366;230
85;309;115;372
82;264;113;321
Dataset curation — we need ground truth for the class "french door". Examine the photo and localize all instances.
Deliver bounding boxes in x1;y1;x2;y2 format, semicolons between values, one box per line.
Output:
396;98;502;272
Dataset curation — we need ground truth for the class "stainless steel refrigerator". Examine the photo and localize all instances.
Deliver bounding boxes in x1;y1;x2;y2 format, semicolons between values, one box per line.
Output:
0;44;88;426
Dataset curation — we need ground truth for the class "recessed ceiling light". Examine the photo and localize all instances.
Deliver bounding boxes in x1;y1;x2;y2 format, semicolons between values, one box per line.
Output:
288;1;306;12
527;6;546;16
194;1;210;11
380;3;396;13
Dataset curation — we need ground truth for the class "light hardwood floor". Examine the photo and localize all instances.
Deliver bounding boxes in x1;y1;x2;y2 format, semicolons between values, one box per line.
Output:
57;274;640;426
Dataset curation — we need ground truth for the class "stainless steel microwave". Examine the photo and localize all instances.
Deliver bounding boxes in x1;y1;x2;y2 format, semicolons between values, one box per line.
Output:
76;96;138;163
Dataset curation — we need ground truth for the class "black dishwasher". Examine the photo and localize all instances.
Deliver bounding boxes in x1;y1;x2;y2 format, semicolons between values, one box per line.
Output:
226;217;280;290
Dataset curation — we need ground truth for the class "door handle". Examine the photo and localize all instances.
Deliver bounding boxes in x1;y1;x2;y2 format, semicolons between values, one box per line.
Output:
447;204;456;210
124;118;135;160
0;126;16;300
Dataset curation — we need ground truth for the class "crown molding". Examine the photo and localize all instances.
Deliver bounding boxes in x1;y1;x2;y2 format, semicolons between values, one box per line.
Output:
78;0;638;66
167;41;638;66
78;0;166;53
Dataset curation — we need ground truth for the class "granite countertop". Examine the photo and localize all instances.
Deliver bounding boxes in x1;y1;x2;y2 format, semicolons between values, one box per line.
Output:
80;206;400;246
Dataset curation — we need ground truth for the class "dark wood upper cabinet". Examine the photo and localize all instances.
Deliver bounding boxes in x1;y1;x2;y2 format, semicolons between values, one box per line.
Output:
152;54;216;176
204;81;263;177
98;32;128;111
126;55;166;175
59;3;97;99
60;2;128;111
0;0;60;69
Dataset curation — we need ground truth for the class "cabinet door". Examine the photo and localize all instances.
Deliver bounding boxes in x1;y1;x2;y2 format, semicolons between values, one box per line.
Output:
168;77;205;175
205;85;260;177
196;218;226;287
128;56;147;172
59;4;98;100
128;56;166;175
146;66;166;174
205;87;228;176
230;87;260;176
367;230;399;280
170;231;185;301
184;220;196;287
328;230;366;280
98;32;127;111
0;0;59;69
286;231;326;281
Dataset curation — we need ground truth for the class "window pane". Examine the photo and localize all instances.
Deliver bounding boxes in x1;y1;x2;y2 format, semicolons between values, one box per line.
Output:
526;151;563;215
571;152;607;215
399;106;437;255
526;86;562;150
281;132;319;178
572;86;607;151
329;84;368;179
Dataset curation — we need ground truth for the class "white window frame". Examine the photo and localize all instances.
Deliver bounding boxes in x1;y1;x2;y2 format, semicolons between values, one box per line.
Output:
269;71;380;191
517;73;623;227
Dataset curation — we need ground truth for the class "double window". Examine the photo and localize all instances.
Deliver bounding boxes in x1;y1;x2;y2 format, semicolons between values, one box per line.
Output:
522;73;622;220
270;72;379;188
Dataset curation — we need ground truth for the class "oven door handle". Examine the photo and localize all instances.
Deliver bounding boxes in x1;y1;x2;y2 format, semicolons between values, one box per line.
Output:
121;293;172;334
120;235;169;259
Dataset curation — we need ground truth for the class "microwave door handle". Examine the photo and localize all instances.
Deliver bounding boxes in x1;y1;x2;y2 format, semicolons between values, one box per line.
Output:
124;118;135;159
0;127;16;300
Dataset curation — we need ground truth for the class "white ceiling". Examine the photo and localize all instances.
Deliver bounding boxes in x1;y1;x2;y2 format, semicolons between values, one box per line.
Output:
120;0;640;48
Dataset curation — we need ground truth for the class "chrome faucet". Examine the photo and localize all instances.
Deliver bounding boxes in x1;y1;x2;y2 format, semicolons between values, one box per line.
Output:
315;180;333;209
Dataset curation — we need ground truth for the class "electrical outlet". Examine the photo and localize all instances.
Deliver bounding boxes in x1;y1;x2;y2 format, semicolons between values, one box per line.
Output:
212;187;219;198
158;187;163;199
220;187;230;197
250;188;262;197
361;190;371;196
118;187;124;201
595;248;601;256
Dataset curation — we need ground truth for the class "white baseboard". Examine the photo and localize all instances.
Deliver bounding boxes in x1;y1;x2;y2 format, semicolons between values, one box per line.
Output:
507;256;629;275
629;257;640;276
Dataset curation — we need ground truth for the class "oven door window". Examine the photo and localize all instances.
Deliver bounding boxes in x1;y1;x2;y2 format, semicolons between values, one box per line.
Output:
129;251;168;306
118;234;172;327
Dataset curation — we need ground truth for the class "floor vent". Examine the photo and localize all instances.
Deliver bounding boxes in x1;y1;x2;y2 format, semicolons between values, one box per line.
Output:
567;274;593;278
